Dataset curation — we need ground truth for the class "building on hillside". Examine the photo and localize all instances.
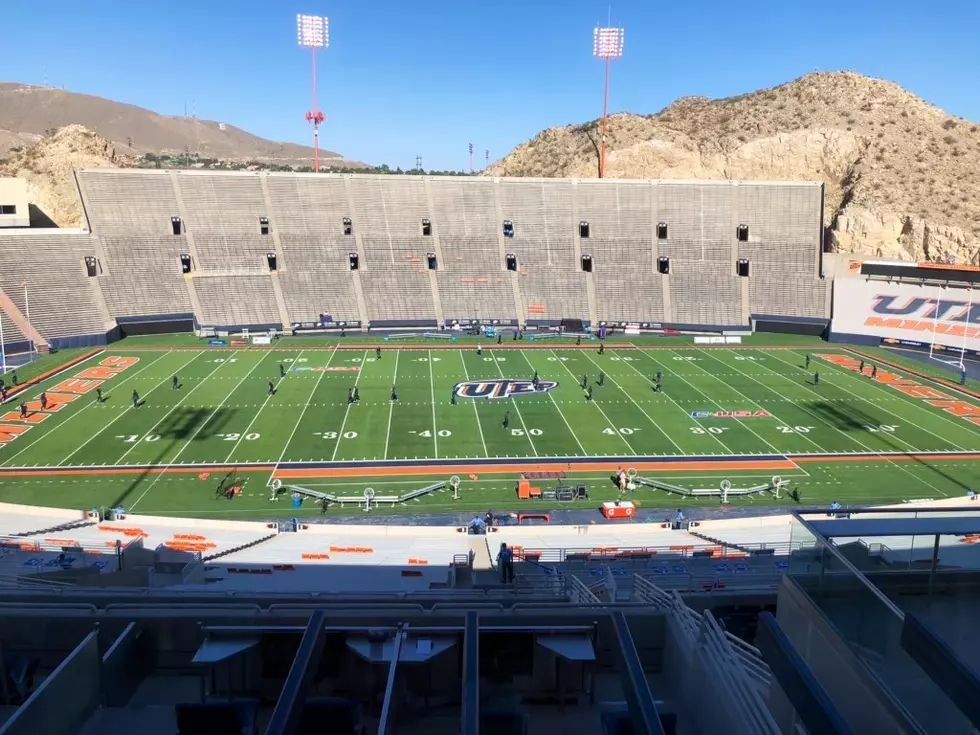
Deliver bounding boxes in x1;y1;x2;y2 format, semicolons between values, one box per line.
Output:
0;178;29;228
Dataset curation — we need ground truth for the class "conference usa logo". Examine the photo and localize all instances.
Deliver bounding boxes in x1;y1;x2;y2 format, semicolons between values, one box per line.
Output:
453;379;558;400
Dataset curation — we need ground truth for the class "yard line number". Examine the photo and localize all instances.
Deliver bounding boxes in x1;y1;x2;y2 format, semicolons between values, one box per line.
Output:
511;428;543;437
314;431;358;439
690;427;727;435
217;433;260;441
864;424;899;433
777;426;815;434
603;427;641;436
411;429;452;437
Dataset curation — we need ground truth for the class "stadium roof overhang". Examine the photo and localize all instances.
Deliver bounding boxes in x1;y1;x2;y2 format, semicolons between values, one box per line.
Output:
809;515;980;538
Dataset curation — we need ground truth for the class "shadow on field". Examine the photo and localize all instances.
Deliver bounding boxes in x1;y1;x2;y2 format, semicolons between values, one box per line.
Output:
806;400;970;493
107;407;238;509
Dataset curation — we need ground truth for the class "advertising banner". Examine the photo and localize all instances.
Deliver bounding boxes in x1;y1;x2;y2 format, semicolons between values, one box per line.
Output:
832;279;980;353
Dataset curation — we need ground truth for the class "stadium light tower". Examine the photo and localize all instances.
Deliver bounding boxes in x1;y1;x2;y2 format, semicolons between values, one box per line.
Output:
297;14;329;172
593;25;624;178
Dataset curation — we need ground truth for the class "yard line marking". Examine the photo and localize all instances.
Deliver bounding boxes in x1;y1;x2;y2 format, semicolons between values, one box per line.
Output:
2;351;173;467
57;351;205;467
750;350;949;496
579;350;683;454
110;352;244;467
546;349;635;454
517;350;587;455
129;351;275;510
271;347;339;480
488;349;538;455
223;350;306;463
331;350;366;462
624;346;732;453
427;350;439;459
685;349;821;454
458;350;489;458
783;349;974;448
382;350;400;460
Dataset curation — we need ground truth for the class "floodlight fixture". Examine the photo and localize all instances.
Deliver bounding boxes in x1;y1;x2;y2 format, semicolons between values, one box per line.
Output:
297;14;329;172
592;26;625;179
297;14;329;48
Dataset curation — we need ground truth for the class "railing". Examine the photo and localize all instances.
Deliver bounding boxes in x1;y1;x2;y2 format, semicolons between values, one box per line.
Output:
517;542;798;564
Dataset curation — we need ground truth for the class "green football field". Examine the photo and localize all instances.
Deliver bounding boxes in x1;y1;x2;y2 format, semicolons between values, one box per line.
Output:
2;335;980;518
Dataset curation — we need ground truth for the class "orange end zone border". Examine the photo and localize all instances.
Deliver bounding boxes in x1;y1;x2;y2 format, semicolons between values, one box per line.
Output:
3;348;104;402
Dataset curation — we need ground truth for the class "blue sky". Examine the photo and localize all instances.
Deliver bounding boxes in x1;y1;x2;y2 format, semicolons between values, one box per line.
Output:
2;0;978;170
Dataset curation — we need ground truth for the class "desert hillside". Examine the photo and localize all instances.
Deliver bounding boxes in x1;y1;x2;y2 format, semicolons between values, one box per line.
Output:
0;125;131;227
0;82;360;168
488;71;980;264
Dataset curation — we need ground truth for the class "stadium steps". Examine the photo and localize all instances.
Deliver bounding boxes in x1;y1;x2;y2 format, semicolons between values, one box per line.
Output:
201;532;278;562
10;519;96;538
688;529;755;555
0;288;47;353
468;536;494;570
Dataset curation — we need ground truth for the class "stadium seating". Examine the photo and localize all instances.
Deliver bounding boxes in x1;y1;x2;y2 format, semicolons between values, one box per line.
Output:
0;171;828;341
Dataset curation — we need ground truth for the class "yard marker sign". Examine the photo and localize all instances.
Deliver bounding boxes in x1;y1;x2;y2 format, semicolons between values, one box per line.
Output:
0;356;139;449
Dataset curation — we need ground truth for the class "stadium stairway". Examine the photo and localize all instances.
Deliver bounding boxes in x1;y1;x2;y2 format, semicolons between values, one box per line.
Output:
0;288;47;353
10;519;97;538
687;529;756;556
468;536;494;570
201;531;279;562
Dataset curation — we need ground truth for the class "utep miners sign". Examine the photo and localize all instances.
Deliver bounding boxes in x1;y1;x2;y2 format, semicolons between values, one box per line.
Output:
453;379;559;400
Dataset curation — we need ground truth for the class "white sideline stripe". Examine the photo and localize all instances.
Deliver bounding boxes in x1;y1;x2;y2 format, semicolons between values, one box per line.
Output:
271;347;340;482
58;351;205;467
517;350;587;455
547;349;635;454
382;350;400;460
2;351;172;467
129;351;276;510
223;350;305;463
458;350;489;458
332;350;366;462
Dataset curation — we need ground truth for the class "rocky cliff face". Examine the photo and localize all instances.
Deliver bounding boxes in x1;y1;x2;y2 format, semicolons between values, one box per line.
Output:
487;72;980;264
0;124;133;227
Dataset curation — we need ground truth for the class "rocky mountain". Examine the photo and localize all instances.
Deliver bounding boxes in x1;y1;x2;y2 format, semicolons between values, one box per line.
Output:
0;125;131;227
0;82;361;168
487;71;980;264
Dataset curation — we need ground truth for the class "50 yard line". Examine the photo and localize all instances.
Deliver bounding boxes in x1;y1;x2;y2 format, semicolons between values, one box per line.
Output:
382;350;400;460
427;349;439;458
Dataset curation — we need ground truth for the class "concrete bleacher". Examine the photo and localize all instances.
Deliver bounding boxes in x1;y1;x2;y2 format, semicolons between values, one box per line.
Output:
220;524;466;568
58;170;829;332
194;275;279;327
97;236;192;317
0;233;111;340
12;512;276;560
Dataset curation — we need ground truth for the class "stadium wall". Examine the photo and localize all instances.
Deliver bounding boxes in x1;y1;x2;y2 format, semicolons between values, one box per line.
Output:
830;278;980;353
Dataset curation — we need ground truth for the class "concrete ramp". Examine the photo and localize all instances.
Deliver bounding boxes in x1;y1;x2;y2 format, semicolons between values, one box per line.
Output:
468;536;494;571
0;288;47;353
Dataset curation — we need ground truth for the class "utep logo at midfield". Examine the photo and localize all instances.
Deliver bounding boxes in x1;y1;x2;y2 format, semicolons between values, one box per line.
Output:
454;379;559;400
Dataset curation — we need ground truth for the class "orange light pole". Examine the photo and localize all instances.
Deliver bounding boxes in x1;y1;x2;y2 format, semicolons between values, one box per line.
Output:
297;14;329;172
593;26;624;179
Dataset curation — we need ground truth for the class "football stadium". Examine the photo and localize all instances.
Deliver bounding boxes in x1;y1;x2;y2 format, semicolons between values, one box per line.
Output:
1;169;980;734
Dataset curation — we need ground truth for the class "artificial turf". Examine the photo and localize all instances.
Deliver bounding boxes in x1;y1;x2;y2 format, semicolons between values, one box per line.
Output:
1;334;980;518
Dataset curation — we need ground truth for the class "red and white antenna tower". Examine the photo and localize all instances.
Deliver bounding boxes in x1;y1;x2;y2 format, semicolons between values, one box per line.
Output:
593;25;624;178
297;14;329;172
468;143;474;173
485;149;489;168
